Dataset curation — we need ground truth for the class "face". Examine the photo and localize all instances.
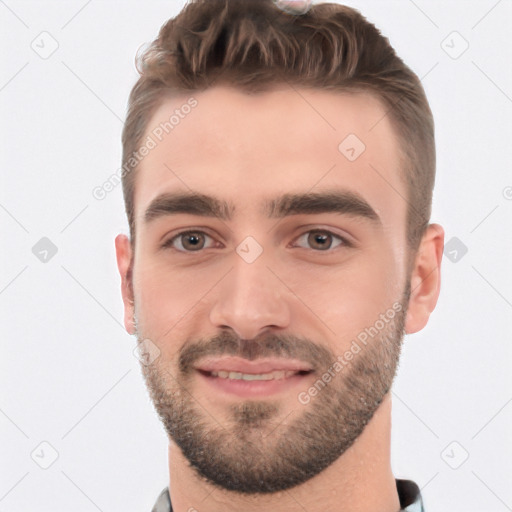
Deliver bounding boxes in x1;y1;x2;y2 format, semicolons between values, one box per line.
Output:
117;85;416;493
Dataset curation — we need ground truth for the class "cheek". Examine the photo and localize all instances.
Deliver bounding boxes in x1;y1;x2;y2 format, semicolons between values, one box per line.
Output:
288;246;402;342
133;257;223;331
133;268;190;366
133;260;180;335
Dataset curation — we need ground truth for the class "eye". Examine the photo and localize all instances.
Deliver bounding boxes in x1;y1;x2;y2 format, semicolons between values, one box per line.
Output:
292;229;350;251
162;228;351;253
162;230;217;252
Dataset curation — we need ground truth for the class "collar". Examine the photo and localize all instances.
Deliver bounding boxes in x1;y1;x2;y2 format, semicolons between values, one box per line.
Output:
396;478;424;511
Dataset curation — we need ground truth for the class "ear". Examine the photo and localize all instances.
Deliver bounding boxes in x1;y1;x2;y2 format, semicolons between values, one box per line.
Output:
115;234;136;335
404;223;445;334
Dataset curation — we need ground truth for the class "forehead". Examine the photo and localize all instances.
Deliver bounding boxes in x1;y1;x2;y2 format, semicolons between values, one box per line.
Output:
133;85;405;228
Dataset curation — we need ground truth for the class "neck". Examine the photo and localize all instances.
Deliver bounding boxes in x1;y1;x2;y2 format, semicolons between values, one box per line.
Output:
167;392;400;512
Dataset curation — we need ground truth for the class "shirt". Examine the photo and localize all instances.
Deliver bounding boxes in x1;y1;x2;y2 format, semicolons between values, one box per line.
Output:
151;478;424;511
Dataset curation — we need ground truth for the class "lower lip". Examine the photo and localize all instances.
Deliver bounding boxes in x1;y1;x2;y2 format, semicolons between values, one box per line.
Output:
196;370;312;398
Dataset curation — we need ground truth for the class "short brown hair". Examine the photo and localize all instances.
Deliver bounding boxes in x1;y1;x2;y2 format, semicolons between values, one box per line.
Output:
121;0;435;253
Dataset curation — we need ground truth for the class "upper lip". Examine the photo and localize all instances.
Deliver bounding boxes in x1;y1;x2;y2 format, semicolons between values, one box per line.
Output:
194;356;313;374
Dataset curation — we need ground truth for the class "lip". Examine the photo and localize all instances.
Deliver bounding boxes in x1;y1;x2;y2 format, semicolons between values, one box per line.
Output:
193;357;314;398
196;369;312;398
193;356;313;374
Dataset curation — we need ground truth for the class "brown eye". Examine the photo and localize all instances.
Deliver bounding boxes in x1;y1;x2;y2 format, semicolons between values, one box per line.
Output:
308;231;333;250
164;231;214;252
180;232;205;251
294;229;347;251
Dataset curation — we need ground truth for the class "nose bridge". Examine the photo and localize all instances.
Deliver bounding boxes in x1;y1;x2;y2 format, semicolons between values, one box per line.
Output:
209;249;291;339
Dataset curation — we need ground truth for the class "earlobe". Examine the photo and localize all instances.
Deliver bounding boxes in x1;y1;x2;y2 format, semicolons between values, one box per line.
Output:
404;224;445;334
114;234;136;335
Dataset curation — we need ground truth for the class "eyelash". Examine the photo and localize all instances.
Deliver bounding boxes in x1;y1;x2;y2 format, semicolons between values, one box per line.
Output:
161;228;352;253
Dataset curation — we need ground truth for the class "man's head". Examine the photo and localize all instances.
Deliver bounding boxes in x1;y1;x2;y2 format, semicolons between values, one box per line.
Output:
115;0;444;496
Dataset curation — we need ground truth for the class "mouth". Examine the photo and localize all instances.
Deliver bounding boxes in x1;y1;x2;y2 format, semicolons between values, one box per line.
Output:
194;357;314;398
202;369;311;380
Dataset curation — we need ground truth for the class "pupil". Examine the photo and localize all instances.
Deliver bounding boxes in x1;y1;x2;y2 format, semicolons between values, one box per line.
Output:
184;233;203;250
310;231;331;250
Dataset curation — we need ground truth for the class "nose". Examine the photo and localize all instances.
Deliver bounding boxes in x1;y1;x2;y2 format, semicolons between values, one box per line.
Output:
209;254;291;340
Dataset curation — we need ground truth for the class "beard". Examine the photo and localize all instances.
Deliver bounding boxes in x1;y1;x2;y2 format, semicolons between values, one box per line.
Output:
135;290;409;495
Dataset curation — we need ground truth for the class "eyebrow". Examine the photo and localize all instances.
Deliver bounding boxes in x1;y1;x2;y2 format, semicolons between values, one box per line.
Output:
143;190;381;225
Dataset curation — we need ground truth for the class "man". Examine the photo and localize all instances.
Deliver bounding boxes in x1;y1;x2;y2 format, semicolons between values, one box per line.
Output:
115;0;444;510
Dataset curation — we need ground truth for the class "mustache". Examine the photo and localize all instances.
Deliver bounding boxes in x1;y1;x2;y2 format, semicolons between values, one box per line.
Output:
178;330;335;375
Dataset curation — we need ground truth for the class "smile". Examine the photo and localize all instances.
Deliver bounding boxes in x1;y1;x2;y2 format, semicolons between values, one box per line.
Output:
207;369;309;380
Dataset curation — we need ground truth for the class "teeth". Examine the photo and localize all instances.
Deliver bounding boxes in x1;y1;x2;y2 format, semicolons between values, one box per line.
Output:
210;370;298;380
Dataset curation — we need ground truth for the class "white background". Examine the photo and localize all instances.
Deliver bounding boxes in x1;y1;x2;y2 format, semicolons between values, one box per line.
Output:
1;1;511;511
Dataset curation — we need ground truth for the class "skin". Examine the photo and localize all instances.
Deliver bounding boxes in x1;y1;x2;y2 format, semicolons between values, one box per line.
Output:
115;85;444;512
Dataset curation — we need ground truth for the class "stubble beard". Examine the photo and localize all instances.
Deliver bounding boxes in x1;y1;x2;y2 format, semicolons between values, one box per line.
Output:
135;292;409;495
